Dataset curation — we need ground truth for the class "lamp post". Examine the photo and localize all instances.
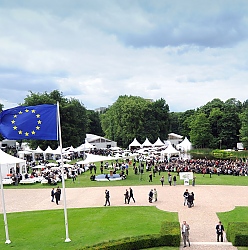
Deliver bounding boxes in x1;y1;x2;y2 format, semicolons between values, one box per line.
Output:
219;139;222;150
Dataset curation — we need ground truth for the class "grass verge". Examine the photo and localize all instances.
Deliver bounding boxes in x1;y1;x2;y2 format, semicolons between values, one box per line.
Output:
0;206;178;250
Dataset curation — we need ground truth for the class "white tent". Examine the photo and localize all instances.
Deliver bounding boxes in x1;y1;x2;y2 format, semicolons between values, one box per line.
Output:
142;138;153;148
128;138;142;150
176;137;192;152
53;146;63;155
75;140;95;152
161;142;180;161
153;137;165;147
63;146;75;153
34;146;44;154
76;153;115;165
43;146;55;160
0;150;26;178
31;146;44;161
44;146;54;154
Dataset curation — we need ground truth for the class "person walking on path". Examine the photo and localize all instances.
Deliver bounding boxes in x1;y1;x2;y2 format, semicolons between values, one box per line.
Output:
181;220;190;247
148;189;153;203
51;188;55;202
124;189;129;204
216;221;225;242
128;187;135;204
54;189;60;205
56;186;61;201
160;176;164;186
153;188;158;202
104;189;110;206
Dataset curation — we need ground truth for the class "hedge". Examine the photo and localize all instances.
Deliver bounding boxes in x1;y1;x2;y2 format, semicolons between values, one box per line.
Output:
227;222;248;246
79;221;180;250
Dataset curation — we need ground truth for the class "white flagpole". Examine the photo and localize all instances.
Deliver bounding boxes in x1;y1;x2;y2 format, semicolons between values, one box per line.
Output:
0;165;11;244
57;102;71;242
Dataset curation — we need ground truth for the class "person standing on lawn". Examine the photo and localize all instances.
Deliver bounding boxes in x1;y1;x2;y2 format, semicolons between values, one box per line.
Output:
173;175;177;186
149;172;153;182
168;173;172;186
160;176;164;186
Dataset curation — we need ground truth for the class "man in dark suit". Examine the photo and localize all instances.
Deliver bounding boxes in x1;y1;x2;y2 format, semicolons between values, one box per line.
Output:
124;189;129;204
128;187;135;204
56;186;61;201
216;221;225;242
104;189;110;206
51;188;55;202
54;189;60;205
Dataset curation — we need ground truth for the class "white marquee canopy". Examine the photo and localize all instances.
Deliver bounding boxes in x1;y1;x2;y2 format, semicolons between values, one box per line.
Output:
0;150;26;178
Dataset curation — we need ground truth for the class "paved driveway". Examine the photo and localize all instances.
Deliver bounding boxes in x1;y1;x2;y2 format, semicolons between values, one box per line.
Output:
1;184;248;249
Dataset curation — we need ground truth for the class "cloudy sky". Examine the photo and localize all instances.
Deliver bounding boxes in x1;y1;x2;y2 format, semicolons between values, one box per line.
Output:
1;0;248;112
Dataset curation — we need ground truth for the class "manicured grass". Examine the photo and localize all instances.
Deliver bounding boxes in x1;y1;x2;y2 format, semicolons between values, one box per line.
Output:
3;164;248;190
217;206;248;233
218;207;248;250
0;206;178;250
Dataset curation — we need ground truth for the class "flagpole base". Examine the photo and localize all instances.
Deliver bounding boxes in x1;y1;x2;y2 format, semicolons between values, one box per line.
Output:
65;238;71;243
5;240;11;244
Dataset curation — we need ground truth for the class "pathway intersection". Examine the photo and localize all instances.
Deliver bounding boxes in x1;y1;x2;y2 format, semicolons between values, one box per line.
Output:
1;185;247;249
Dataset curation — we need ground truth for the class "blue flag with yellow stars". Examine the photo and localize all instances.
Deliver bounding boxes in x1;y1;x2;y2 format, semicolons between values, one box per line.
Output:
0;104;58;140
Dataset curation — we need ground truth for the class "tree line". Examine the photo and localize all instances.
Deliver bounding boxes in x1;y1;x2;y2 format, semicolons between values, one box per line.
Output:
1;91;248;150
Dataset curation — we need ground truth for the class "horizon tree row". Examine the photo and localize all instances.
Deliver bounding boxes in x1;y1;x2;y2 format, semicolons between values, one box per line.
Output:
1;91;248;150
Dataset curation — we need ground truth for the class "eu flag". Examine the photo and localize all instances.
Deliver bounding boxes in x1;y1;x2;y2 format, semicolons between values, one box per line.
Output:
0;104;58;140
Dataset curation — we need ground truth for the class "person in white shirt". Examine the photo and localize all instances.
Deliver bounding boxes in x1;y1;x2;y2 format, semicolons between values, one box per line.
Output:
181;220;190;247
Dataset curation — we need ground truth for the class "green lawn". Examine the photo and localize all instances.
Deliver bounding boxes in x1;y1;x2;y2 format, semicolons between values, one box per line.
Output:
218;207;248;250
0;206;178;250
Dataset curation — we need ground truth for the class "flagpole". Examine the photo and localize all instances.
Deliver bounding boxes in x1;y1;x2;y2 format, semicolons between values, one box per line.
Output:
0;165;11;244
57;102;71;243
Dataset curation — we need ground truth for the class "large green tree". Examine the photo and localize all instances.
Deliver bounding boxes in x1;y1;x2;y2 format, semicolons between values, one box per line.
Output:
100;96;170;148
86;110;104;136
22;90;87;149
189;112;213;148
218;99;241;149
239;108;248;149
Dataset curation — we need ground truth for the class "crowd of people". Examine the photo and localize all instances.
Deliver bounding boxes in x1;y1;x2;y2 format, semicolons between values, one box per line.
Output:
133;157;248;177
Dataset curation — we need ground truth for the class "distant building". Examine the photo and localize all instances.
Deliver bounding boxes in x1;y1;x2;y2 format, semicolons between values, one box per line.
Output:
0;139;17;149
167;133;183;147
94;107;107;113
86;134;117;149
237;142;244;150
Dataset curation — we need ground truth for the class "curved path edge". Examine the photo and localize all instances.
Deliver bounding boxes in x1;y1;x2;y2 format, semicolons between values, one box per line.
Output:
1;185;247;249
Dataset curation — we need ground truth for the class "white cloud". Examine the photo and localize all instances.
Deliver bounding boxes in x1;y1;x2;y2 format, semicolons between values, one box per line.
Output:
0;0;248;111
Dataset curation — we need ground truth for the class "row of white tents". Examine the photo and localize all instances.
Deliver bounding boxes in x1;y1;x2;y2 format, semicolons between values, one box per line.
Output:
129;137;192;152
17;140;97;160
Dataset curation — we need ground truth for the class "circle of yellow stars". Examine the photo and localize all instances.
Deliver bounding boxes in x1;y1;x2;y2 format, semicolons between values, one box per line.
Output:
11;108;42;137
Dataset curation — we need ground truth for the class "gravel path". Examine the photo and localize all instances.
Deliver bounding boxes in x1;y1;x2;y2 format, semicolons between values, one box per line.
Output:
1;184;247;249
